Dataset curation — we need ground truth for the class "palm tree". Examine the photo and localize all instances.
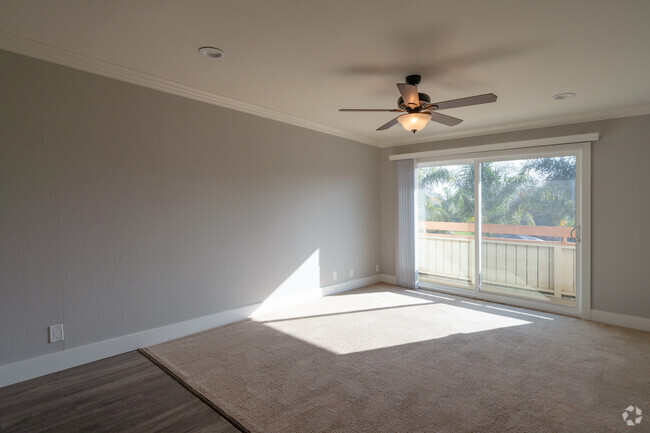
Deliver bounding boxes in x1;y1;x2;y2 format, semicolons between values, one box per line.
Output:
517;156;576;226
480;163;534;225
418;156;577;234
419;163;533;225
523;156;575;181
418;165;473;223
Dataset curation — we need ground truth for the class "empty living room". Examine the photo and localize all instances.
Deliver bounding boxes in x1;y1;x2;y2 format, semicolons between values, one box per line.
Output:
1;1;649;432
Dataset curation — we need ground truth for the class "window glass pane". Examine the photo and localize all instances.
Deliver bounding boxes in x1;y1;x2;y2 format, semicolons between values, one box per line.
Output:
417;164;475;289
480;157;577;307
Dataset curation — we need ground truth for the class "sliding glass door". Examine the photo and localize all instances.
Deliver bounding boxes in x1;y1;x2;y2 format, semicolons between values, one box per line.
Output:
479;156;576;307
416;144;587;315
417;163;475;290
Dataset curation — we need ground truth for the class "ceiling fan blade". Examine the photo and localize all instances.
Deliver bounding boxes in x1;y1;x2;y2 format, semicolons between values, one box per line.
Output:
427;93;497;110
425;111;463;127
339;108;404;112
376;116;401;131
397;83;420;107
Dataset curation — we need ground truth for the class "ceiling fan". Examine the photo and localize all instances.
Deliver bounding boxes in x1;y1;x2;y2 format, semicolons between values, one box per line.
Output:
339;75;497;133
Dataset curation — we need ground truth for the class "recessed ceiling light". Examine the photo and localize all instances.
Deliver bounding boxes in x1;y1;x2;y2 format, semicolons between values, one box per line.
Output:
552;92;576;100
198;46;226;59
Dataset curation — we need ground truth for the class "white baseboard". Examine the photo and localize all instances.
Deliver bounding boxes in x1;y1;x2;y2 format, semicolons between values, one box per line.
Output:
6;276;642;388
590;310;650;332
0;275;380;388
0;303;259;388
321;274;383;296
377;277;649;333
251;274;383;317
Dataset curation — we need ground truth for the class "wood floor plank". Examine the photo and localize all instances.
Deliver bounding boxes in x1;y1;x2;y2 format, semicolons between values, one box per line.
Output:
0;351;241;433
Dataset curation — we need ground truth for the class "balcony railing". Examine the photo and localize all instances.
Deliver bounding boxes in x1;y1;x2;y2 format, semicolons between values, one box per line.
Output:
417;221;576;301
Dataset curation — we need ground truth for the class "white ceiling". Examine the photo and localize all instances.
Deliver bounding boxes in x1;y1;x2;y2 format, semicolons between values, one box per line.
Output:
1;0;650;147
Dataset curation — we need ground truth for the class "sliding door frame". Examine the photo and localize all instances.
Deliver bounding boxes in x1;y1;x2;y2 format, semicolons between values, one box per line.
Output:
416;141;591;319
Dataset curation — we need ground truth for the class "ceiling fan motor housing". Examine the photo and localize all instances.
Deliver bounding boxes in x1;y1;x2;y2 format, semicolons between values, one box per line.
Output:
398;92;431;111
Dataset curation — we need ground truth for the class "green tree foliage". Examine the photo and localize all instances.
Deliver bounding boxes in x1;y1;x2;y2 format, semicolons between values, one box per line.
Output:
523;156;575;181
418;157;576;227
517;157;576;226
418;165;474;222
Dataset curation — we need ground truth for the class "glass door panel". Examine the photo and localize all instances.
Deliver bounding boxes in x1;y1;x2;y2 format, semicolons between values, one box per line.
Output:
479;157;577;306
417;164;475;290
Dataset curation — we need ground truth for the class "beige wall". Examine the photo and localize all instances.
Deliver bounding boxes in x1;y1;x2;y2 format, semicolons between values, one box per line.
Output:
380;115;650;318
0;50;380;365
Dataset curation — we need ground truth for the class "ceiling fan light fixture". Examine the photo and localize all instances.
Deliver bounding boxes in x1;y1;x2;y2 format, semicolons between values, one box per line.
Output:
397;112;431;133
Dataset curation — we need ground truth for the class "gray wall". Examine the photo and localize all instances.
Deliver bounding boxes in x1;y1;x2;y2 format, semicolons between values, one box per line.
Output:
2;47;648;368
0;50;380;365
380;115;650;318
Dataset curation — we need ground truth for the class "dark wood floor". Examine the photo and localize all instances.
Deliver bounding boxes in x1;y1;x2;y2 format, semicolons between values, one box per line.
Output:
0;351;241;433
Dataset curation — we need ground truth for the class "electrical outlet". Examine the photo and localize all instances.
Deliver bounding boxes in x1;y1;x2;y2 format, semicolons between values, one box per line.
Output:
333;270;338;281
349;268;354;278
376;264;380;273
49;324;64;343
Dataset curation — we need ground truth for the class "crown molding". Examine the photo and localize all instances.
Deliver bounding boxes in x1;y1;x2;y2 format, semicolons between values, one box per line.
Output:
377;104;650;148
3;31;650;150
0;32;378;147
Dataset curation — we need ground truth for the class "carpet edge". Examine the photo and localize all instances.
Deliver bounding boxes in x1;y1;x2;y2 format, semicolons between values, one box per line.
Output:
138;348;252;433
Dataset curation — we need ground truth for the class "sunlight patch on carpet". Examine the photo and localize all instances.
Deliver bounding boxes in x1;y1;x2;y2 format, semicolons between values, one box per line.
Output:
258;291;531;354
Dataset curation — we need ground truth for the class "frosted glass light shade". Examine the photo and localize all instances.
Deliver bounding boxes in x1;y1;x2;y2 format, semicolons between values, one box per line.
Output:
397;113;431;133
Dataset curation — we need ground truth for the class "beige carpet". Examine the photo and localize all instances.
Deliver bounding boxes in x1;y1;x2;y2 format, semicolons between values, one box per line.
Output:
144;284;650;433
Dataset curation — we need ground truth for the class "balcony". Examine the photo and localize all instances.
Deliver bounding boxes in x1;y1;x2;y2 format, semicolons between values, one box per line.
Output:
418;221;576;306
